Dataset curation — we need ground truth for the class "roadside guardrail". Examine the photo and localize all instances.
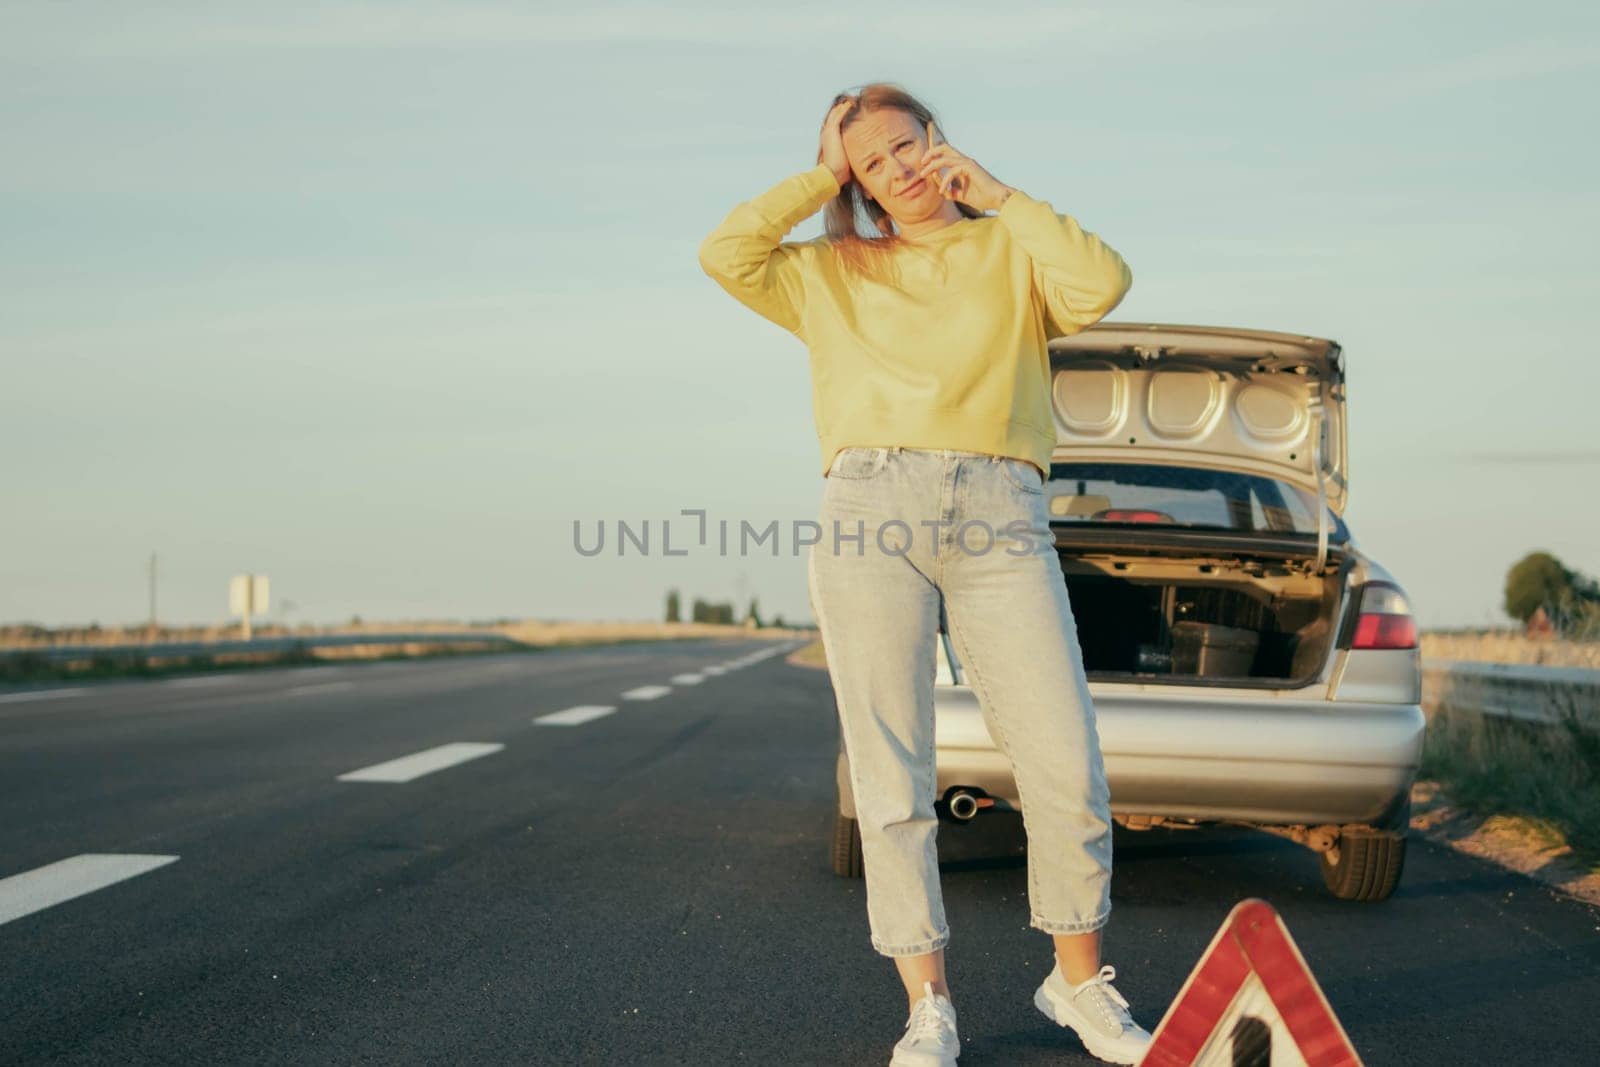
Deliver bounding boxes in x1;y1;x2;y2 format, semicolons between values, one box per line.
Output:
1422;658;1600;728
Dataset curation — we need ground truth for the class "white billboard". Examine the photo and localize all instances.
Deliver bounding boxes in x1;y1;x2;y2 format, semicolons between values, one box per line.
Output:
228;574;269;617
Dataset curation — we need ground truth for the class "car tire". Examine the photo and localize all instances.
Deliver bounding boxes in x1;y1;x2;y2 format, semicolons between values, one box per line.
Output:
831;811;864;878
1319;796;1409;902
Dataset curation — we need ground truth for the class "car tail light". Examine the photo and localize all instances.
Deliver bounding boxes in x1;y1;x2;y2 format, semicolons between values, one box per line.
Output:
1345;581;1418;650
1092;509;1175;524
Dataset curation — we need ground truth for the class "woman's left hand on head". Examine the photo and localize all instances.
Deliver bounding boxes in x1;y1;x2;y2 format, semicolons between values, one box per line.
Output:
918;133;1015;213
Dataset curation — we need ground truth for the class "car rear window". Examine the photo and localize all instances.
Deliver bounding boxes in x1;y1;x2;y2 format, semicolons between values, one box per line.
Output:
1044;462;1348;539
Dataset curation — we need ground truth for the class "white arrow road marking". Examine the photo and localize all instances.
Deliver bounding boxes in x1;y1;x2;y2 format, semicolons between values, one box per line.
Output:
0;688;87;704
337;742;504;783
670;673;705;685
535;705;617;726
0;854;180;927
620;685;672;701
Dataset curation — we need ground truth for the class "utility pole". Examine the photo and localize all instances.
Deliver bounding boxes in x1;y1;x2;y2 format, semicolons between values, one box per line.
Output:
147;552;159;638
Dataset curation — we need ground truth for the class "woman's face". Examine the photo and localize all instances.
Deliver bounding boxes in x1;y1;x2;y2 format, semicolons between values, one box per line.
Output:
841;107;944;225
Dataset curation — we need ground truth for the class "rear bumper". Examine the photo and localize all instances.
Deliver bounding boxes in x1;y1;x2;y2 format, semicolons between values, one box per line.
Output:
935;690;1426;827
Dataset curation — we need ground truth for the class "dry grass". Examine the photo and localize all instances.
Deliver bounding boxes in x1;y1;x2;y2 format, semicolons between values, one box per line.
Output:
784;637;829;671
1420;690;1600;876
1419;634;1599;887
1422;630;1600;670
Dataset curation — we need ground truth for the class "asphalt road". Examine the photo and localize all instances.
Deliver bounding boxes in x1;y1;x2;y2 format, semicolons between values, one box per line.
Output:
2;640;1597;1066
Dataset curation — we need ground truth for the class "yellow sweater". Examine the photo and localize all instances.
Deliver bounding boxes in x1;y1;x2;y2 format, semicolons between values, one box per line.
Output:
697;163;1132;480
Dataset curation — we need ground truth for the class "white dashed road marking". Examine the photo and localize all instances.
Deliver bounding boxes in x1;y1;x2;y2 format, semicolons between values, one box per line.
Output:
536;705;617;726
701;666;727;676
0;854;180;927
620;685;672;701
0;688;87;704
337;742;505;783
670;673;705;685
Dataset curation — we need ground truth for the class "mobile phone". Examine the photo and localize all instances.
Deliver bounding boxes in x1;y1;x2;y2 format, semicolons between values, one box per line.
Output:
925;120;954;196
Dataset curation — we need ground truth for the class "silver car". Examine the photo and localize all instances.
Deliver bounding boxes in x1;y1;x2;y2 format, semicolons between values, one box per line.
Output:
831;322;1425;902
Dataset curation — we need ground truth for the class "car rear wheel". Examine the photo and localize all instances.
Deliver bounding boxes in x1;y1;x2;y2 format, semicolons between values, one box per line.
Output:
1319;796;1409;902
831;811;863;878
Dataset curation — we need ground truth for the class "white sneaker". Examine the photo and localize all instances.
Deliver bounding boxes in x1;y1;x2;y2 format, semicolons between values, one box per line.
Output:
889;981;960;1066
1033;963;1152;1065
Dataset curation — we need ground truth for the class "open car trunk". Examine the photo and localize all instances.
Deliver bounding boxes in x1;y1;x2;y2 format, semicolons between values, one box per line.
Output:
1028;322;1356;686
1056;529;1353;687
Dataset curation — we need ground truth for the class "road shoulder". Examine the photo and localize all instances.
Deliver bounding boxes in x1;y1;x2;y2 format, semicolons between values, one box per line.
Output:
1411;780;1600;907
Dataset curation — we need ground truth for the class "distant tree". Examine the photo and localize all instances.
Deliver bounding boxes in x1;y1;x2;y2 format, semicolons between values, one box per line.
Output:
690;597;731;624
1580;601;1600;640
1505;551;1600;634
665;588;681;623
691;598;735;625
745;597;763;628
1577;570;1600;602
771;613;786;630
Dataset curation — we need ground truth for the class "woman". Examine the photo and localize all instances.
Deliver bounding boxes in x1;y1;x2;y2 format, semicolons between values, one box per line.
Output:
697;83;1151;1067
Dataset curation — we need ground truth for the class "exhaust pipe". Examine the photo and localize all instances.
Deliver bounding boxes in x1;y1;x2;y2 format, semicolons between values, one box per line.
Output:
948;791;982;821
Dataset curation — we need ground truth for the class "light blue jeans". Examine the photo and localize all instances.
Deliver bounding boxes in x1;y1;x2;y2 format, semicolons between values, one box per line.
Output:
806;445;1113;957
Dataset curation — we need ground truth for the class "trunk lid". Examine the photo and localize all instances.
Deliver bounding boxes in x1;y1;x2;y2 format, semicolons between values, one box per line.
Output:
1047;323;1347;522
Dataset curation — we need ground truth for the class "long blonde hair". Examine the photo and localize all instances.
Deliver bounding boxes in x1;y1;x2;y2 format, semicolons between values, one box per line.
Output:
818;83;985;280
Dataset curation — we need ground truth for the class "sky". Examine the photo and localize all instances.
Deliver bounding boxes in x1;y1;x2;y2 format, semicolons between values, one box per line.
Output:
2;1;1597;631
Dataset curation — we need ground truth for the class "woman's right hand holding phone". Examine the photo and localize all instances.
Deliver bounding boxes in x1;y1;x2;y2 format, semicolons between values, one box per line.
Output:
818;97;854;189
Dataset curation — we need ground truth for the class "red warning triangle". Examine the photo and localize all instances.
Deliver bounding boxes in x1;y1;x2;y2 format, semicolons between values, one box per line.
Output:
1140;899;1362;1067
